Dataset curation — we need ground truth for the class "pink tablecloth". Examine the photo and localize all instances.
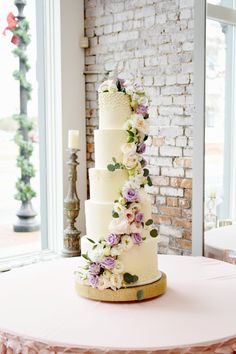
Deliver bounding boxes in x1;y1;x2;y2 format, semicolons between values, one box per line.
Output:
1;255;236;354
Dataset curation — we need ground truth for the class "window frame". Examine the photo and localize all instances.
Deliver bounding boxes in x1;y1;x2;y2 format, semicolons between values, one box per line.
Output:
0;0;86;270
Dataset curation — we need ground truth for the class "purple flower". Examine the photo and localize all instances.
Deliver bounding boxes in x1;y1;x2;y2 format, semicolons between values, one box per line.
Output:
135;212;144;223
89;275;99;287
106;233;120;246
101;256;115;269
89;262;101;275
137;142;146;154
123;188;139;202
136;104;148;115
131;233;142;245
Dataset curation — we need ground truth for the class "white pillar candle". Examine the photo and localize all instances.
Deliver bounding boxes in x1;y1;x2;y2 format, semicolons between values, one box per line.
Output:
68;130;80;149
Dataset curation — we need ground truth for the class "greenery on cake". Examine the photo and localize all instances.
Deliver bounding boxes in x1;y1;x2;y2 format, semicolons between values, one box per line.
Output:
75;76;158;290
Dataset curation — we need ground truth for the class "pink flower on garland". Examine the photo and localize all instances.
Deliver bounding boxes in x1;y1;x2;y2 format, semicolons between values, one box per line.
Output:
3;12;18;45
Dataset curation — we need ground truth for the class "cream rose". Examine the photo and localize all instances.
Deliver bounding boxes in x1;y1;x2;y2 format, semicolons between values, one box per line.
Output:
130;222;142;234
108;83;118;93
97;275;111;290
110;243;123;256
138;96;149;106
121;142;136;155
98;79;114;93
110;273;123;290
123;153;139;170
133;114;148;134
113;260;124;274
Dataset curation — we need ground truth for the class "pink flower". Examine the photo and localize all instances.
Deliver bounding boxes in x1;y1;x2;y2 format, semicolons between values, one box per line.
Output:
124;209;135;223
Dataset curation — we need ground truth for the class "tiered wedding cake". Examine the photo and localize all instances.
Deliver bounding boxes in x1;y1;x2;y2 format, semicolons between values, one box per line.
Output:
76;77;166;301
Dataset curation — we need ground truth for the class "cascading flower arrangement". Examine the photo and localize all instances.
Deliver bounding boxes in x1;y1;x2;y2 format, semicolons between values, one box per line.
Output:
3;11;37;223
76;76;158;291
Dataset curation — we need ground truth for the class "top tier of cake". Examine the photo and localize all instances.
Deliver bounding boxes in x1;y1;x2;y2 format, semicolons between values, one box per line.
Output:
99;92;132;130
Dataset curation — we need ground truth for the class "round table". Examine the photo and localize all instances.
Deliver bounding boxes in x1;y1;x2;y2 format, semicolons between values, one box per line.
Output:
205;224;236;263
1;255;236;354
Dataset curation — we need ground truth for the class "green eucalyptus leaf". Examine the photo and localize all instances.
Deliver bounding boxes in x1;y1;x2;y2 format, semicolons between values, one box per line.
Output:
112;211;119;218
82;253;91;261
87;237;95;244
137;289;144;301
147;176;153;186
145;219;153;226
150;229;158;238
143;134;148;141
112;157;117;163
143;169;149;177
127;136;134;143
127;130;134;137
123;272;139;284
107;164;116;172
115;163;120;169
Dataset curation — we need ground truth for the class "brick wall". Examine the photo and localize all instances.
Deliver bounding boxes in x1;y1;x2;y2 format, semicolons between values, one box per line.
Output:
84;0;194;255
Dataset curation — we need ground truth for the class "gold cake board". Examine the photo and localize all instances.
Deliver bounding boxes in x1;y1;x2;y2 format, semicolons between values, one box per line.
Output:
75;272;167;302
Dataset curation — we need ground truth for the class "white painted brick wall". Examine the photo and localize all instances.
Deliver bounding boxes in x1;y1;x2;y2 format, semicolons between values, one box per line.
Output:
85;0;194;255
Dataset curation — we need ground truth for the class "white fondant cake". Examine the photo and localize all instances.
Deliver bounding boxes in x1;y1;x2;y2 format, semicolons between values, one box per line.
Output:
78;78;159;291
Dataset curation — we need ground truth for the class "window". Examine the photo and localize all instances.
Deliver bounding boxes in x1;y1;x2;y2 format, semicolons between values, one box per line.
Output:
205;1;236;230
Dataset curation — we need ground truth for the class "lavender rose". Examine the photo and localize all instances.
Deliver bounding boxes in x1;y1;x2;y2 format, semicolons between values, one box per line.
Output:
135;212;144;223
88;274;99;287
123;188;139;202
89;262;101;275
136;104;148;115
106;233;120;246
131;233;142;245
137;142;146;154
101;256;115;269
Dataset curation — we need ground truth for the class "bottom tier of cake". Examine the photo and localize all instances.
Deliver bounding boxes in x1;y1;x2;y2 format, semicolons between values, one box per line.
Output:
81;236;159;286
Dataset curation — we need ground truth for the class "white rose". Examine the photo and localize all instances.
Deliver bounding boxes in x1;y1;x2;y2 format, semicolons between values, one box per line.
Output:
113;201;126;214
89;244;104;262
130;222;142;233
138;96;149;106
121;142;136;155
123;119;135;131
121;235;133;251
103;270;112;279
97;275;111;290
109;218;130;234
108;83;118;93
74;269;89;283
98;80;114;93
123;153;139;170
110;273;123;290
113;260;124;274
125;85;135;95
111;243;123;256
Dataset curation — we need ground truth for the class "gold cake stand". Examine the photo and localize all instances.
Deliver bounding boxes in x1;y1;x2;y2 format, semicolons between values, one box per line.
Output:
75;272;167;302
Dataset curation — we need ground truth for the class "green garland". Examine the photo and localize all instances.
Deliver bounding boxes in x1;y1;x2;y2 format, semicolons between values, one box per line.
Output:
10;17;36;202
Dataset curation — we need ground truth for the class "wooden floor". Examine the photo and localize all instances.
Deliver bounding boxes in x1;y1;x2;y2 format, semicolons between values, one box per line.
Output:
0;224;40;258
